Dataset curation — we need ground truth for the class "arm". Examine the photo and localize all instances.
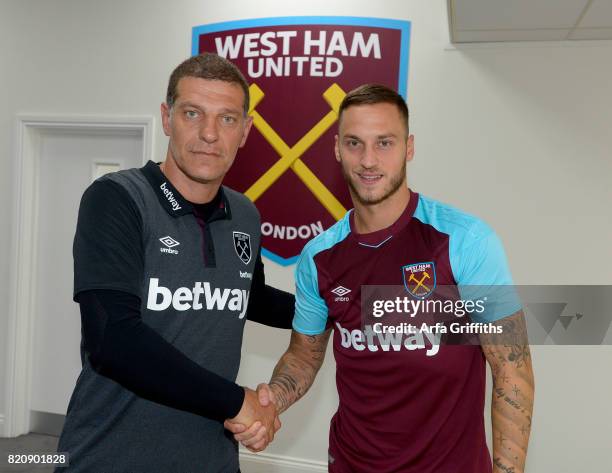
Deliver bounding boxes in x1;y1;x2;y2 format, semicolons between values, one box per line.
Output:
246;249;295;329
74;181;277;442
224;328;331;446
225;243;329;444
452;223;534;471
79;289;277;430
269;329;332;414
480;311;535;473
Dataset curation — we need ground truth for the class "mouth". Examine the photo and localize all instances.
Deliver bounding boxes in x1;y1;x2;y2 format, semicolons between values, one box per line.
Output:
356;172;383;185
190;150;221;157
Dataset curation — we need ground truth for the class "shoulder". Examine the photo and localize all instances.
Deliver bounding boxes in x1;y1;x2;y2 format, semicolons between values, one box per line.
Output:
414;194;514;285
80;175;139;215
413;194;494;247
299;210;352;263
101;166;149;192
222;185;261;220
81;166;152;219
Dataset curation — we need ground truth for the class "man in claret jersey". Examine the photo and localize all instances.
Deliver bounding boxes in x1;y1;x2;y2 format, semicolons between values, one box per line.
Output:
227;84;535;473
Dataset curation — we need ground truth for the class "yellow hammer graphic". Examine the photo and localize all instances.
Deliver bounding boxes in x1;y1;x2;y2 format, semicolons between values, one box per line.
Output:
245;83;347;220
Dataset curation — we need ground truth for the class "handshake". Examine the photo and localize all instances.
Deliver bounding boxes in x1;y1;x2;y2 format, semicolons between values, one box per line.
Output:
224;383;281;452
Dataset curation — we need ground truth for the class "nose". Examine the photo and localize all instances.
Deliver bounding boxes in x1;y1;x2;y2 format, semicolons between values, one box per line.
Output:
360;144;378;169
199;116;219;143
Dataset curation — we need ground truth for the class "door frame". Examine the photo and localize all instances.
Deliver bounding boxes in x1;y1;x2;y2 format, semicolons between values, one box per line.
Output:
4;115;154;437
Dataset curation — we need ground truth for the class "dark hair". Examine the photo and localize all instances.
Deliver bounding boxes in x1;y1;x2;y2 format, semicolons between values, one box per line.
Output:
338;84;409;133
166;53;250;114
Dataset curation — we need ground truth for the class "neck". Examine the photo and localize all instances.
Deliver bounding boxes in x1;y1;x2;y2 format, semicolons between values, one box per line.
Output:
160;151;220;204
352;185;410;234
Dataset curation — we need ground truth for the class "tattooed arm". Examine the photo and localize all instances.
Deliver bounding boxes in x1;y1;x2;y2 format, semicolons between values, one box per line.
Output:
480;310;535;473
224;329;332;448
268;329;332;414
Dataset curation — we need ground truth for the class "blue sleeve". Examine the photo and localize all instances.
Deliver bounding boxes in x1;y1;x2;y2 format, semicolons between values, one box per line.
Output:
451;223;522;323
292;246;329;335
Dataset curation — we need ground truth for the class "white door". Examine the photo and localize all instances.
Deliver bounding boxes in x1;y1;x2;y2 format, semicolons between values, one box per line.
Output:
29;128;144;416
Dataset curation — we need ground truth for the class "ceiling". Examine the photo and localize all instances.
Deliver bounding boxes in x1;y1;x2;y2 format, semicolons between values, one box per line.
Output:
449;0;612;43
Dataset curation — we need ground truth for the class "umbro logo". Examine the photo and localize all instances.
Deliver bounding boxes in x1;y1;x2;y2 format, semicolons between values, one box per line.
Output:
331;286;351;297
331;286;351;302
159;236;180;255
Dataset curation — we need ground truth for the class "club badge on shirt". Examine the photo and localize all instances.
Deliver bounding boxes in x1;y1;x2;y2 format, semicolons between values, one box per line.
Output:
233;231;252;265
402;262;436;299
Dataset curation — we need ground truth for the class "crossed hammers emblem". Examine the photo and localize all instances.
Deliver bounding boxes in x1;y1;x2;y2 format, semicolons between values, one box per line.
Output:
236;241;249;259
245;83;348;220
408;271;431;294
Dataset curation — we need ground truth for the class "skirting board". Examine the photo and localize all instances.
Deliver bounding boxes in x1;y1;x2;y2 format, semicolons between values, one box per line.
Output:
239;451;327;473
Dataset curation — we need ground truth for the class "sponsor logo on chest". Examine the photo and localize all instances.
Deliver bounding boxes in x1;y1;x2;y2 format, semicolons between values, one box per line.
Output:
146;278;250;318
335;321;441;357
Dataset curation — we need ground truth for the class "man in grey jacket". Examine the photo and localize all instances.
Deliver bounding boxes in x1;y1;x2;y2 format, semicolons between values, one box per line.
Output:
56;53;292;472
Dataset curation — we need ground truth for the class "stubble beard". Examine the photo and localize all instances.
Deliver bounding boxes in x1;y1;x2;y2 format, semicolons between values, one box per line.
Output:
342;159;407;206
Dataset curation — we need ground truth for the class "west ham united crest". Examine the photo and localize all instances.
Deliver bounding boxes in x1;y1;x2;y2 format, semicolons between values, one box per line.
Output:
403;262;436;299
193;17;411;265
233;231;252;265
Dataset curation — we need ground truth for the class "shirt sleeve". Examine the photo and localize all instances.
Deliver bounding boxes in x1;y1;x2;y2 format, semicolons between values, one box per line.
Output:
246;248;295;329
292;246;329;335
73;179;144;299
451;222;522;323
78;289;245;421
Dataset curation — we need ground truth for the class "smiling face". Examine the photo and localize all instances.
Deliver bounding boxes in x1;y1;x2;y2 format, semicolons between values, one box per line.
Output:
335;102;414;207
161;77;252;194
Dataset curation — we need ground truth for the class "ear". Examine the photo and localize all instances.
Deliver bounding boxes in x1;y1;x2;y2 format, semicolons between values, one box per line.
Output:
161;103;171;137
239;115;253;148
334;135;341;163
406;134;415;163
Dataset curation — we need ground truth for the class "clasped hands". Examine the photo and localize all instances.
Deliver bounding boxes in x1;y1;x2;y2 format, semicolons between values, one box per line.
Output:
224;384;278;452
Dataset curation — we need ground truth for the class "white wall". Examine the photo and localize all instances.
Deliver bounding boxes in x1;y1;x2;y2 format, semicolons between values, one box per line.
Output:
1;0;611;470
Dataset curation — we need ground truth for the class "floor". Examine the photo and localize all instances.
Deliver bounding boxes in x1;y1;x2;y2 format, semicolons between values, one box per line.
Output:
0;434;59;472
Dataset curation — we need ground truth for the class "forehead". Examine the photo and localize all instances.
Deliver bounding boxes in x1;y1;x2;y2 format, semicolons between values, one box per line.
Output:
339;102;405;135
174;77;245;111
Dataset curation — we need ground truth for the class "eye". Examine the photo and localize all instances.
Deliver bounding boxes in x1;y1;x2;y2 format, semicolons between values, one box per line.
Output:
221;115;237;124
378;139;393;148
345;139;361;148
185;110;199;119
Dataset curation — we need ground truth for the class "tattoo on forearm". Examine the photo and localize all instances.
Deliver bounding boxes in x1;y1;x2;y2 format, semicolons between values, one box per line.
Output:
494;457;516;473
481;312;535;473
494;387;531;415
269;330;331;414
505;342;531;368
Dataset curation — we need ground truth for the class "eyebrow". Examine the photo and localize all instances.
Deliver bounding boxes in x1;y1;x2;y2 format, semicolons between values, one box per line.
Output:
342;133;398;140
176;102;241;115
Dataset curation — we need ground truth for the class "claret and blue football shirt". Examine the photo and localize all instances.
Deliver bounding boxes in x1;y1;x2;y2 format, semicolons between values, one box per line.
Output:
293;190;521;473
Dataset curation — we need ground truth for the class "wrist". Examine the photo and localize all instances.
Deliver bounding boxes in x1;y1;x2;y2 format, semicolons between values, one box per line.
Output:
268;382;286;414
230;387;251;422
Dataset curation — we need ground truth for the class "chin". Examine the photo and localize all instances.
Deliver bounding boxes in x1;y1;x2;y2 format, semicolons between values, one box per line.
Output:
183;169;221;185
357;187;384;202
183;163;226;182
